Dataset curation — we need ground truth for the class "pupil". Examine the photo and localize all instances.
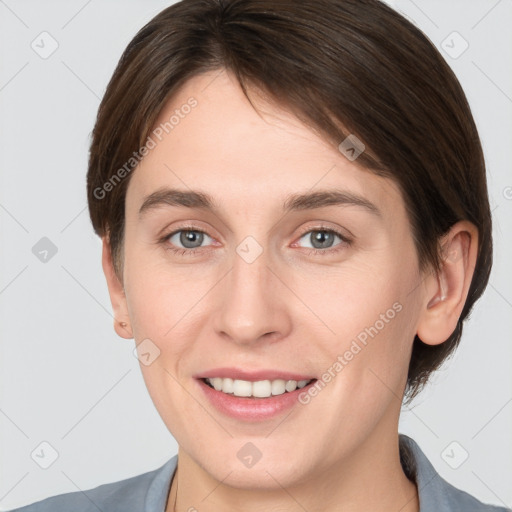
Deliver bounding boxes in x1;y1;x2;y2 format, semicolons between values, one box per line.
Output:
312;231;333;249
181;230;203;248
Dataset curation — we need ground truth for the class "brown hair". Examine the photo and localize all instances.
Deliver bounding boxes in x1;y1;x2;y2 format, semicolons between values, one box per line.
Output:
87;0;492;402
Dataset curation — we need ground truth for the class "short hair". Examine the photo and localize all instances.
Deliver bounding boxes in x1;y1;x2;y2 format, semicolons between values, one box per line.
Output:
86;0;492;402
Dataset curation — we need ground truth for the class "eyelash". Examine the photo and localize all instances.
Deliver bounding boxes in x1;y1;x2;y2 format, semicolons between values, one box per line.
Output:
159;224;352;257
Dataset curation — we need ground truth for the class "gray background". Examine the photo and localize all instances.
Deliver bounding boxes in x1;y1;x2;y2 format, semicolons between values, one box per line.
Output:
0;0;511;509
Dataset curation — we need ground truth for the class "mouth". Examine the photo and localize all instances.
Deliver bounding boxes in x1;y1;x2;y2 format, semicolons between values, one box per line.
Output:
195;368;318;420
201;377;316;399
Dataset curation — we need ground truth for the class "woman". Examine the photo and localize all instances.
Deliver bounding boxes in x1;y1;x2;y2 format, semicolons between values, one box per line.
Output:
10;0;509;510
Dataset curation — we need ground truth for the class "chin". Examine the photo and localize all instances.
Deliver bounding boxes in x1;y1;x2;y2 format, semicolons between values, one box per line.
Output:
189;441;313;490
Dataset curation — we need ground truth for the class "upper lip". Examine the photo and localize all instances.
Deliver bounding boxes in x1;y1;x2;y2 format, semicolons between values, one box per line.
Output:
195;367;316;382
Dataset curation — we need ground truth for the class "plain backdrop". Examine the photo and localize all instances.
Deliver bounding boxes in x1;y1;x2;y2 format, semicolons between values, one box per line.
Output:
0;0;511;509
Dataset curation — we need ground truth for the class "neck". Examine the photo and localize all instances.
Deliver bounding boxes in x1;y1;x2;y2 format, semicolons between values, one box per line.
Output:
165;433;419;512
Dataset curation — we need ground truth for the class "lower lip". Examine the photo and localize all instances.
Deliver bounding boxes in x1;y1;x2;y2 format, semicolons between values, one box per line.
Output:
197;379;316;421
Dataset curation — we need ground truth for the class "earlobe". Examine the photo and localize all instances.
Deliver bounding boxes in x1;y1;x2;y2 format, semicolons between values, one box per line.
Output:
416;221;478;346
101;236;133;339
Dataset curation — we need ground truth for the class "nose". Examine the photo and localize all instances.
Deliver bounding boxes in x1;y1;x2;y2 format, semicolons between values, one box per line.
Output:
212;244;293;346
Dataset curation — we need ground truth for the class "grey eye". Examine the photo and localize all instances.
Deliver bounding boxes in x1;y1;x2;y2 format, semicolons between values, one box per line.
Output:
169;230;211;249
298;230;342;250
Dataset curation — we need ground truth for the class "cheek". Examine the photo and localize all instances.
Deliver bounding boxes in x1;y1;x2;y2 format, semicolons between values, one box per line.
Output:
302;258;415;342
301;259;420;402
123;249;209;341
122;249;217;402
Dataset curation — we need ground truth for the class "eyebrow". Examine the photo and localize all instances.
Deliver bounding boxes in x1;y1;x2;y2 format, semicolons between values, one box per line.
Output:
138;187;381;218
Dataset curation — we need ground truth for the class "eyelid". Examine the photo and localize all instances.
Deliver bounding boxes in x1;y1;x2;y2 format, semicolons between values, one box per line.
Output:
294;223;353;243
290;225;352;256
160;224;215;247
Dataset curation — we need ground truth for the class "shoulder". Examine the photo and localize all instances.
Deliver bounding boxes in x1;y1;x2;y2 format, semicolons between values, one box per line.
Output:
6;455;178;512
399;434;510;512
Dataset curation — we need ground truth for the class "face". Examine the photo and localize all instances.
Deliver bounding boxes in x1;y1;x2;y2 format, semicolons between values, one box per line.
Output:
111;69;429;488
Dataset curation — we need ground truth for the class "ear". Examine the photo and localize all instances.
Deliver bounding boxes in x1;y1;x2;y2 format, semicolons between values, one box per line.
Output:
101;236;133;339
416;221;479;345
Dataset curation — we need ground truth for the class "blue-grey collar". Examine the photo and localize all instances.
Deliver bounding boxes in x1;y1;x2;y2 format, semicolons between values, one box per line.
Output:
144;434;509;512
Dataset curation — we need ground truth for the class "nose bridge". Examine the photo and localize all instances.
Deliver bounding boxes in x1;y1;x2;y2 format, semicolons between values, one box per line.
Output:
213;236;291;344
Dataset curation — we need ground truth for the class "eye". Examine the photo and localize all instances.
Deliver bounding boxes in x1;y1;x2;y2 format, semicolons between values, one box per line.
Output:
161;227;214;255
159;225;352;257
294;227;351;255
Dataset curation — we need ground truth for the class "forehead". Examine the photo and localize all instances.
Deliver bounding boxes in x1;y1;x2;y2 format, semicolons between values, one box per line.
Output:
126;70;404;221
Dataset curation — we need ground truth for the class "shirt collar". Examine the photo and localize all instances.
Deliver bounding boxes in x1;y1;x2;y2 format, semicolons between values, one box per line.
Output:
144;455;178;512
400;433;448;510
143;434;485;512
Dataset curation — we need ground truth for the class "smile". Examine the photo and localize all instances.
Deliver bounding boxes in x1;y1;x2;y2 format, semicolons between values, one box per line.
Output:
203;377;313;398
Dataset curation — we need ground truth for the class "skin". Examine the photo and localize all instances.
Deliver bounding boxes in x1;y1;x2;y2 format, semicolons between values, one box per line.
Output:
102;69;478;512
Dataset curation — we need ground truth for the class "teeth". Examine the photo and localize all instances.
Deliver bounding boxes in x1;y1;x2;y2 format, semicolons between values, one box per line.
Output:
211;377;223;391
271;379;286;396
205;377;313;398
221;378;233;394
252;380;272;398
233;379;252;397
